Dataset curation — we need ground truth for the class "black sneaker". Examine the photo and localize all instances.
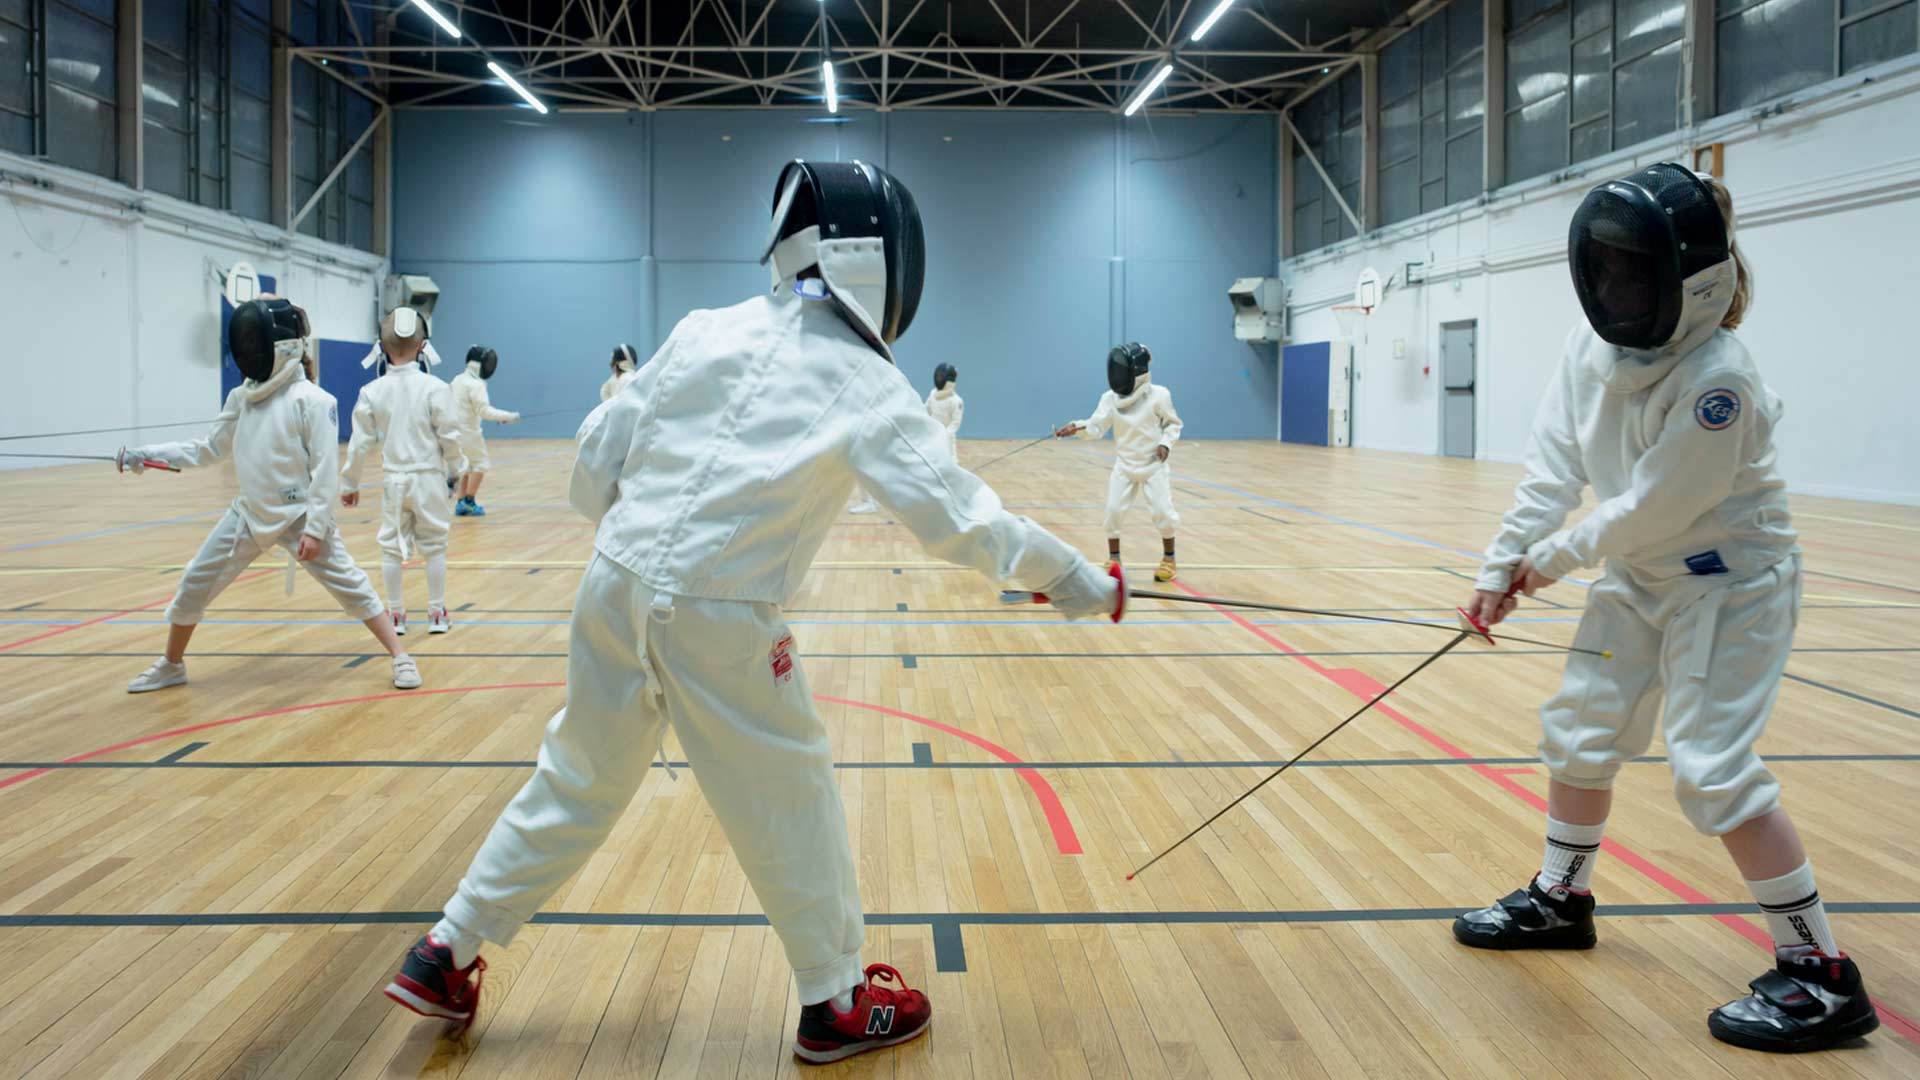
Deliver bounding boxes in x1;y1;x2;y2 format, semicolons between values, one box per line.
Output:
1452;878;1597;950
1709;950;1879;1053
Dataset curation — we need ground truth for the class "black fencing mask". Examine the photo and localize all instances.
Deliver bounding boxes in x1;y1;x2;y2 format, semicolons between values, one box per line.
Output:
933;363;956;390
229;298;309;383
468;345;499;380
761;159;926;354
1107;342;1151;396
1568;163;1731;351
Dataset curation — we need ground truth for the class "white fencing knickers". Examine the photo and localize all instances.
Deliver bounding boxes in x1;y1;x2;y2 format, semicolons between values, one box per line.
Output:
440;554;865;1004
1104;463;1179;539
165;508;384;625
460;430;490;475
1539;554;1800;835
376;470;454;560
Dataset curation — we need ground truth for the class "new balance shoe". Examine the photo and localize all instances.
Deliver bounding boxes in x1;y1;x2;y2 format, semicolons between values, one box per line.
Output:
428;605;451;634
384;935;486;1028
1453;878;1597;950
127;657;188;694
793;963;932;1064
1709;950;1879;1052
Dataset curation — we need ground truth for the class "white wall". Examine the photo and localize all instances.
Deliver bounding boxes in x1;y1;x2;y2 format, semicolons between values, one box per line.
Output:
1284;59;1920;505
1;152;385;467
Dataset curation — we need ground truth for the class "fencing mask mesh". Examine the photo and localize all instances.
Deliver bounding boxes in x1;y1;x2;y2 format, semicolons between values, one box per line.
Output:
1107;342;1151;396
1568;163;1729;351
229;298;310;383
933;363;956;390
467;345;499;380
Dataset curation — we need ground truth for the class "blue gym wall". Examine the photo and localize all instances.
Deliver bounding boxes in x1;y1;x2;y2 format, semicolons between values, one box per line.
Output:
393;109;1277;440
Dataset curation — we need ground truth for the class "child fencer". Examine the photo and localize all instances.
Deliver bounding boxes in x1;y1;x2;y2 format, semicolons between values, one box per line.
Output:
123;298;420;692
383;160;1123;1064
925;362;962;457
599;343;639;401
449;345;521;517
1054;342;1183;582
341;308;468;637
1453;164;1878;1053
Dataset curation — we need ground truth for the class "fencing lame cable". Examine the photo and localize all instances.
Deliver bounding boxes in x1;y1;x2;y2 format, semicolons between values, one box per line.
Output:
1126;629;1472;881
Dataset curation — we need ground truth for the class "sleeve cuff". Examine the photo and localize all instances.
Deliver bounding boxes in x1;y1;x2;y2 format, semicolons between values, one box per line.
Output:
1527;535;1583;580
1474;565;1514;592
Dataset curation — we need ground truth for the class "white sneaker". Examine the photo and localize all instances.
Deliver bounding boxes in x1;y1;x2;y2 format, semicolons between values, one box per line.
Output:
391;609;408;637
428;605;451;634
391;653;422;690
847;498;879;514
127;658;187;694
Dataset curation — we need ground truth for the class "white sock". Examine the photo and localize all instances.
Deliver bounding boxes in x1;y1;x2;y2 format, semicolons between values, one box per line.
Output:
429;918;483;969
382;558;404;611
426;553;447;609
829;986;856;1013
1749;860;1839;955
1537;816;1606;894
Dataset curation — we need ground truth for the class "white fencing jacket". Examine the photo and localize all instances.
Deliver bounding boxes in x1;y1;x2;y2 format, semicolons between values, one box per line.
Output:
600;368;639;402
1076;377;1183;477
135;361;340;542
571;287;1083;605
451;365;518;441
1478;312;1795;597
341;362;468;487
925;385;963;453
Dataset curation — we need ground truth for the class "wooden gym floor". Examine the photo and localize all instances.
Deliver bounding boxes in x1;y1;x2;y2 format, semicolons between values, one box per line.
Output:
0;437;1916;1079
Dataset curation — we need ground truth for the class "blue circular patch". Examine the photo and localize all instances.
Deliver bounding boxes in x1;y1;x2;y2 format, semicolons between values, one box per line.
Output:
1694;388;1741;431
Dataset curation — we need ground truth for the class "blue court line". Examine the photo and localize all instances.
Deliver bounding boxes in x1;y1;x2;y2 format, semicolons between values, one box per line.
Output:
1;510;220;553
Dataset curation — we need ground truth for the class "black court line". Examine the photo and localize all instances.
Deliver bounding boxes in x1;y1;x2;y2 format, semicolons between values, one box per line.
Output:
1805;568;1920;597
1784;673;1920;721
6;752;1916;773
455;602;475;612
153;741;207;764
11;602;39;611
1238;507;1291;525
5;904;1918;974
340;654;375;669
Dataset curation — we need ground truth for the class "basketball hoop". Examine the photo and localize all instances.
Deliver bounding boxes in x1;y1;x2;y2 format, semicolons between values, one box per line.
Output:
1332;303;1371;343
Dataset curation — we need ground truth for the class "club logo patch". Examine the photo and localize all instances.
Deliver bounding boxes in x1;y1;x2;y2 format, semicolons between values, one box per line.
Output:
770;633;795;685
1694;388;1740;430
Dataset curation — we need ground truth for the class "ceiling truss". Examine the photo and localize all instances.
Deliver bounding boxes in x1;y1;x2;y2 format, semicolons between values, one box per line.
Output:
294;0;1369;113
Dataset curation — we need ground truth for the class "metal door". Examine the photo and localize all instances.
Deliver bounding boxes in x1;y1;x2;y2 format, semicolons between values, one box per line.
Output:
1440;321;1476;459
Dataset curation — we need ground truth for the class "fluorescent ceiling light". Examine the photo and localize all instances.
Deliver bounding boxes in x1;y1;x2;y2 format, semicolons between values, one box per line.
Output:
1123;62;1174;117
488;61;549;114
1190;0;1234;41
408;0;461;40
823;60;839;113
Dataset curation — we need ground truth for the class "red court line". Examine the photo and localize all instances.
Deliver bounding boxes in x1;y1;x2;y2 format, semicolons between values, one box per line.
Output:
0;568;277;653
817;694;1082;855
1171;578;1920;1042
0;682;1085;856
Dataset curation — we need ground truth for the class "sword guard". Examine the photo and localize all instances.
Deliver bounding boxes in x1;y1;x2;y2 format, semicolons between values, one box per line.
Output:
1456;581;1523;645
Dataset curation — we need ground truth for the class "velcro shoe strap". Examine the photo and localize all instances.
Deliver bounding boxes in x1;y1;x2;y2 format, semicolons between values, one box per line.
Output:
1749;970;1825;1019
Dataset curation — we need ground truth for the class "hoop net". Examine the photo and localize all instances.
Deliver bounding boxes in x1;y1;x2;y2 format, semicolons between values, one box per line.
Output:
1331;304;1371;343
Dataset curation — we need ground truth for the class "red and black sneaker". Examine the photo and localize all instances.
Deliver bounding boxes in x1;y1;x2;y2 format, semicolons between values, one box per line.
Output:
793;963;932;1064
383;935;486;1028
